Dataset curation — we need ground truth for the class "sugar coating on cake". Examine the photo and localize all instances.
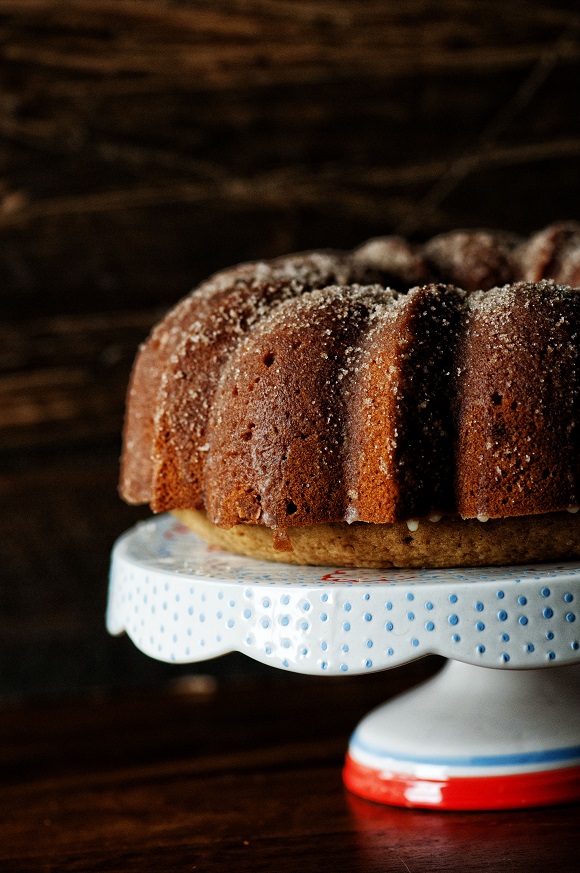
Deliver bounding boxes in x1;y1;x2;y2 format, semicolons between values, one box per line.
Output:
455;281;580;519
120;222;580;562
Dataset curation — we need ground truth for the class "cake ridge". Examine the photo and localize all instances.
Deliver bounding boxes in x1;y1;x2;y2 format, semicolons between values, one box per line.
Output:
148;254;379;514
455;279;580;520
204;283;400;539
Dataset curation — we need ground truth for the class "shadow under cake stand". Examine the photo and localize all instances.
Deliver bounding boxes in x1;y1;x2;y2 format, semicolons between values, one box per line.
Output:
107;514;580;810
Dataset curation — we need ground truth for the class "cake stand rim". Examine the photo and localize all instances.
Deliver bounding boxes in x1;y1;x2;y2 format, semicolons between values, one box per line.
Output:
107;515;580;674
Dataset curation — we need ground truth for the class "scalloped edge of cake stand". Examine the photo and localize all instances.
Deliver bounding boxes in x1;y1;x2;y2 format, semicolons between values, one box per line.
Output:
107;515;580;673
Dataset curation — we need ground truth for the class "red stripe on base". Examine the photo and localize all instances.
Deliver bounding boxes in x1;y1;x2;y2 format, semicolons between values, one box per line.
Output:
343;754;580;810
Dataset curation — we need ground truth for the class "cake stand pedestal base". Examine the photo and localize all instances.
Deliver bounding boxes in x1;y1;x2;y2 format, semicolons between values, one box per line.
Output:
108;516;580;811
344;659;580;809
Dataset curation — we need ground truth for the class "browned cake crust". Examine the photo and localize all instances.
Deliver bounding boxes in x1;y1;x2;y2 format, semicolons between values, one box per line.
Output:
173;509;580;569
120;222;580;567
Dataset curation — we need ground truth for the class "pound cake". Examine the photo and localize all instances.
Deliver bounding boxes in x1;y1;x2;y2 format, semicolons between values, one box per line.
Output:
120;222;580;567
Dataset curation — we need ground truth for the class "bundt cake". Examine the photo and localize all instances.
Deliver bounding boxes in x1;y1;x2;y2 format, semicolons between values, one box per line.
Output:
120;222;580;568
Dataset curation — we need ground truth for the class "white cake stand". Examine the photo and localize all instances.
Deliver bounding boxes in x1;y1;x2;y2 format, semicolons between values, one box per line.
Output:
107;514;580;810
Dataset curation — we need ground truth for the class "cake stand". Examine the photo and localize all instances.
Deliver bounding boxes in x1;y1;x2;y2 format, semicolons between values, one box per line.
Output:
107;514;580;810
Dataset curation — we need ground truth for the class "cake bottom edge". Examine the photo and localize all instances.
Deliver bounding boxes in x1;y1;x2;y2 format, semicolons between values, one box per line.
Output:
171;509;580;569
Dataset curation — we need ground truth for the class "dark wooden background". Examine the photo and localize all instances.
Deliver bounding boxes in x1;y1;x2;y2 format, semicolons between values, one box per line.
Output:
2;0;580;699
2;4;580;870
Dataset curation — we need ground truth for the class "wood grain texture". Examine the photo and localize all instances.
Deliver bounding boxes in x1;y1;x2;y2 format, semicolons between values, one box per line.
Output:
0;311;159;450
1;669;579;872
2;0;580;317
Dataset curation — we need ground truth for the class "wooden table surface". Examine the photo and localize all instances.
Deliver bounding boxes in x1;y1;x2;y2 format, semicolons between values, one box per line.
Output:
1;658;579;872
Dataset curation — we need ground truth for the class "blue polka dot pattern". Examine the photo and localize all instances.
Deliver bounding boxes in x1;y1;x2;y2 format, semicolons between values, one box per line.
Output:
108;515;580;674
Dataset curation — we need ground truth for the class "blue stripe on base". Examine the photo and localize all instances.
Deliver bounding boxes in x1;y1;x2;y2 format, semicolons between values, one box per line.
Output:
350;731;580;768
